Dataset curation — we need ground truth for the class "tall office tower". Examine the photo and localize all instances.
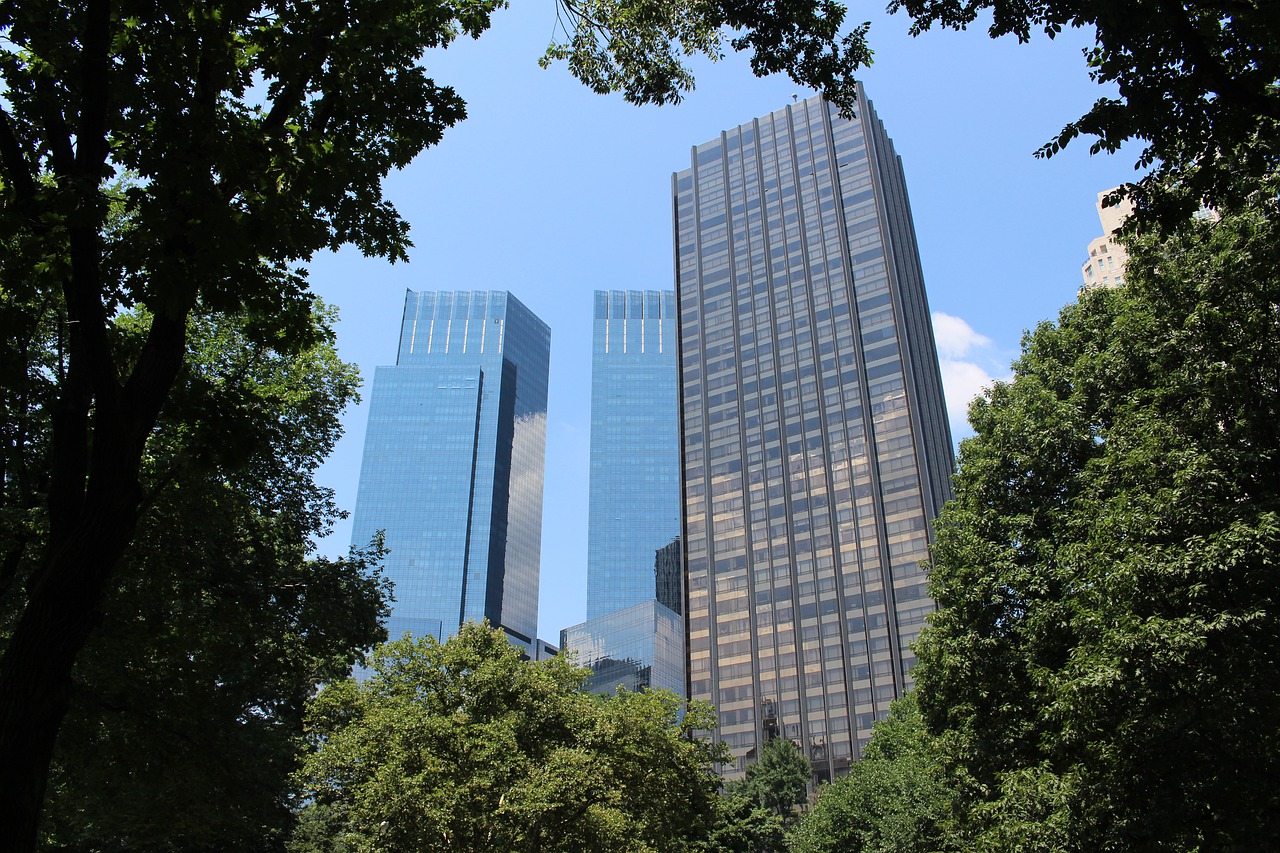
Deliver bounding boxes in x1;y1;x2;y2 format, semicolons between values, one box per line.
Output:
674;88;954;782
1082;187;1135;289
350;290;550;654
560;291;685;696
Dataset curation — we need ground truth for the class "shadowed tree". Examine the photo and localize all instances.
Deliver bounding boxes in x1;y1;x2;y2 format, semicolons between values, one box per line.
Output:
27;307;391;851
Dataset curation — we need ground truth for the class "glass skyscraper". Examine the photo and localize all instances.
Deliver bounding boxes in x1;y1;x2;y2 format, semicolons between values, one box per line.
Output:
674;88;954;781
561;290;685;695
350;290;550;653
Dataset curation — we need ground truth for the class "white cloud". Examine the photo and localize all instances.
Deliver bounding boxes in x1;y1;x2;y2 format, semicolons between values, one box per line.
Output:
932;312;992;360
939;359;996;435
930;312;1007;437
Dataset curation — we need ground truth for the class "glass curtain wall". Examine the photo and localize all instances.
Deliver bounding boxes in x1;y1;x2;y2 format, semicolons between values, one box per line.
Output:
351;290;550;652
674;88;954;782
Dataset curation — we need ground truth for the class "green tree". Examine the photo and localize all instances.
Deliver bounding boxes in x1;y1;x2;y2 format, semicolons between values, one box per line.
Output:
912;190;1280;850
292;623;728;853
19;306;390;851
889;0;1280;223
0;0;872;845
790;694;954;853
696;737;809;853
738;736;812;825
697;793;786;853
545;0;872;115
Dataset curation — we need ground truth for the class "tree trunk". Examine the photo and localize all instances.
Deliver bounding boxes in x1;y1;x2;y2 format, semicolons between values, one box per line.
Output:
0;304;185;851
0;504;138;852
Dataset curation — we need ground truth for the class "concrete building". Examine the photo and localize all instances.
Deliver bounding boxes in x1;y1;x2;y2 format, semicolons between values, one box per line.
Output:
1082;188;1135;289
673;88;954;782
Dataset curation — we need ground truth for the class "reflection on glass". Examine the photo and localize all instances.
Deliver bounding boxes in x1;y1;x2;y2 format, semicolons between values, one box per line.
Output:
351;290;550;655
563;290;686;697
675;89;954;782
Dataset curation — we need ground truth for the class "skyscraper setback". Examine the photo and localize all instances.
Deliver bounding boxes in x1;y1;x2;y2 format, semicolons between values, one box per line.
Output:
350;290;550;653
674;89;953;781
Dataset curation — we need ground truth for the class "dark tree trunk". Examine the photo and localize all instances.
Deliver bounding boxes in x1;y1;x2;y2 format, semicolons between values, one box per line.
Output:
0;304;187;851
0;505;138;852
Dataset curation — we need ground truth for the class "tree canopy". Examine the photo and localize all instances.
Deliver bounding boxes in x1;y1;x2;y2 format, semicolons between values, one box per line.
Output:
292;623;727;853
790;694;953;853
545;0;870;115
736;736;812;825
912;189;1280;849
889;0;1280;223
31;308;390;852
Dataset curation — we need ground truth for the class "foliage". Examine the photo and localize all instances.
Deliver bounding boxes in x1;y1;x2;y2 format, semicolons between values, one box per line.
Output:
912;191;1280;850
737;736;811;824
0;0;869;845
24;307;390;851
544;0;871;115
292;623;728;853
696;792;786;853
789;694;954;853
889;0;1280;223
695;736;808;853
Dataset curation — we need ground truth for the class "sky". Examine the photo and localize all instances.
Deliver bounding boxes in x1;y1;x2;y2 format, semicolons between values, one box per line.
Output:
309;3;1142;643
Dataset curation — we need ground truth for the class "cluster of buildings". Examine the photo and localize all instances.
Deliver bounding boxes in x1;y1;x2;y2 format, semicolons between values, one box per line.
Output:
350;87;974;782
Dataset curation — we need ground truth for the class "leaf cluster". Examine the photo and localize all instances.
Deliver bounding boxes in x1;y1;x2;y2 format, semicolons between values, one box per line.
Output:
293;623;728;853
913;189;1280;850
543;0;870;116
888;0;1280;224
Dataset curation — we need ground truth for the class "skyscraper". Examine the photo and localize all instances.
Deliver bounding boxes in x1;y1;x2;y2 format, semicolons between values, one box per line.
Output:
674;88;954;781
350;290;550;653
560;290;685;696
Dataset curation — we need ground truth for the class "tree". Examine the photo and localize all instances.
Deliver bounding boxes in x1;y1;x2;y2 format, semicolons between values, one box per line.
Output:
790;694;954;853
0;0;873;845
291;623;727;852
545;0;872;115
889;0;1280;223
696;793;786;853
30;307;390;851
737;736;812;826
911;190;1280;849
694;736;810;853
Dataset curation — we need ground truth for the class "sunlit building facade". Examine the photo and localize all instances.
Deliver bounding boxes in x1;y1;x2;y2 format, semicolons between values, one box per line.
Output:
561;290;685;695
350;290;550;654
1081;187;1135;289
674;89;954;781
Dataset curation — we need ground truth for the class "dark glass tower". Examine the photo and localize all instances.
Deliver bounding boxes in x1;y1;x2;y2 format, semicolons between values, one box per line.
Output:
350;290;550;653
674;88;954;781
561;290;685;696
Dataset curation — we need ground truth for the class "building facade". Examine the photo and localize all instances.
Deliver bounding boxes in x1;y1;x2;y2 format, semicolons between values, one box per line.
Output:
561;290;686;696
1082;188;1135;289
350;290;550;654
674;89;954;781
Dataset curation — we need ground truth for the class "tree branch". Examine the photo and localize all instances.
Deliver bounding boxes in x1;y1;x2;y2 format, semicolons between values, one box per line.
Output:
74;0;113;178
1152;0;1280;122
0;105;39;213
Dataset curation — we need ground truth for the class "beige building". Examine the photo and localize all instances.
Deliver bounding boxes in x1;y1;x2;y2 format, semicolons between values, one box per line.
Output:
1081;188;1134;289
673;90;953;784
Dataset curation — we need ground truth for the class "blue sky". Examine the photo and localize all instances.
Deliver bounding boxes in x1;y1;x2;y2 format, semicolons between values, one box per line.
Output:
310;3;1140;642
